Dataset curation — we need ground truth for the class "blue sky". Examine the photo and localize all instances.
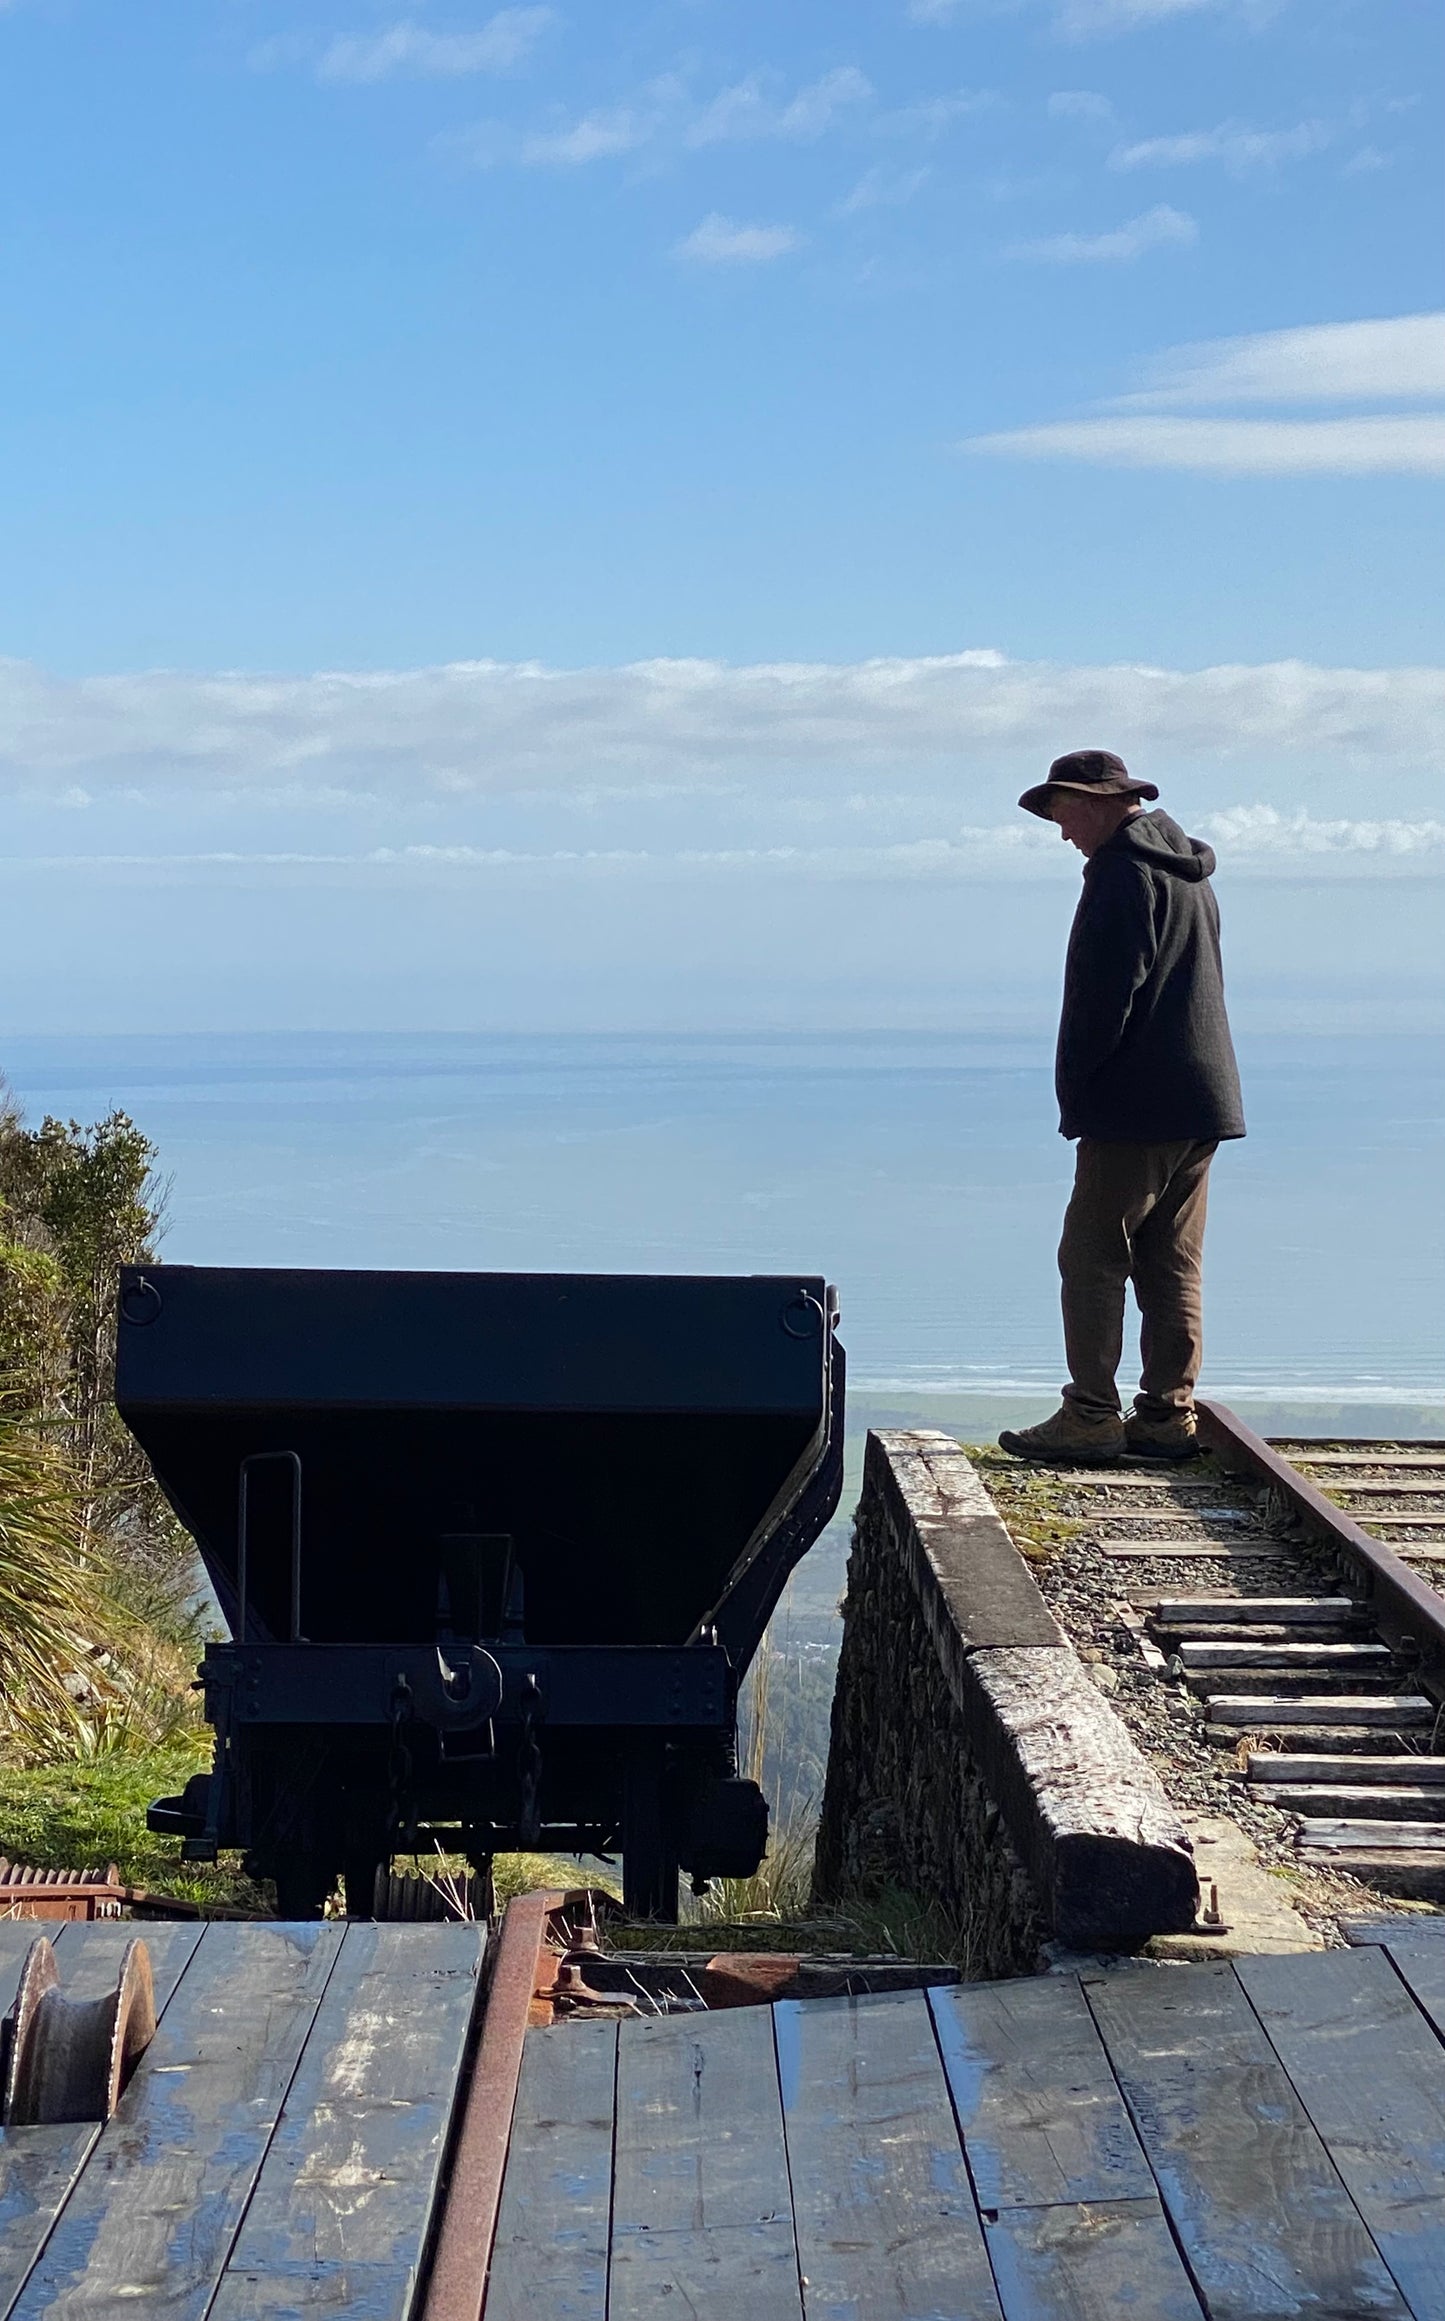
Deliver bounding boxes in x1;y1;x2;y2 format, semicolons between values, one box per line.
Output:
0;0;1441;1032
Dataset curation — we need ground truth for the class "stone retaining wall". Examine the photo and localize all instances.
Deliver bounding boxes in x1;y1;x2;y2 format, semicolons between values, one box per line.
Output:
813;1429;1199;1960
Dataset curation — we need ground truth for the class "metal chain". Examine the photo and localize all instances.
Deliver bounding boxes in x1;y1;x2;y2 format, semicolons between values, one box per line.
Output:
386;1674;415;1852
516;1674;544;1848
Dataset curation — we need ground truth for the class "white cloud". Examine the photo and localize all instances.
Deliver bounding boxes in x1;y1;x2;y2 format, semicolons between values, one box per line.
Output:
908;0;1258;32
315;8;552;84
15;812;1445;884
444;66;873;171
1342;145;1392;177
686;66;872;146
1056;0;1220;31
519;108;650;165
2;651;1442;804
966;414;1445;474
1110;119;1328;174
1199;805;1445;863
836;166;930;216
878;89;999;139
1009;203;1196;262
674;214;803;265
1124;314;1445;407
1048;89;1116;122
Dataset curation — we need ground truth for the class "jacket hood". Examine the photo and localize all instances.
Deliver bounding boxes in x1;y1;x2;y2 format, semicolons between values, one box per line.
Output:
1097;808;1215;882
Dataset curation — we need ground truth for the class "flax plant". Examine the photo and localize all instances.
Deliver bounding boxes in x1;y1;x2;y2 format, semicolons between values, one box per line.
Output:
0;1375;110;1759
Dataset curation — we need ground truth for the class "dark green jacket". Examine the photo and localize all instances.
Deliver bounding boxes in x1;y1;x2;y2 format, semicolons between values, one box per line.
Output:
1056;810;1246;1143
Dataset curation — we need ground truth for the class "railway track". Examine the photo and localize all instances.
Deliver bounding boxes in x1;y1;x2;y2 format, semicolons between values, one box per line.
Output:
996;1405;1445;1902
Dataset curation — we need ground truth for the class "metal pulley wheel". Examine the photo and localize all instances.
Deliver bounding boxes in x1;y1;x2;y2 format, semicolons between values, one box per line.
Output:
2;1934;156;2126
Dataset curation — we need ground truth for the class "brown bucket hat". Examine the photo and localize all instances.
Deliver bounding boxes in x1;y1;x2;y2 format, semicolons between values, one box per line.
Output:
1019;748;1159;820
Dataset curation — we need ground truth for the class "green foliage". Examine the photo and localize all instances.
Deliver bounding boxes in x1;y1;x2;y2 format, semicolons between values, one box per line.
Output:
0;1102;167;1520
0;1243;68;1408
0;1083;201;1656
0;1745;262;1911
0;1077;206;1781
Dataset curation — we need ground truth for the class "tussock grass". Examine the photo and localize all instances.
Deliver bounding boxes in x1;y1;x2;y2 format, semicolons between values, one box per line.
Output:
0;1377;207;1767
0;1378;114;1759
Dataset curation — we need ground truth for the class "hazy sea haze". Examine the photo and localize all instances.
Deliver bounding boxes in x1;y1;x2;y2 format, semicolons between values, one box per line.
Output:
6;1027;1440;1634
3;1028;1440;1408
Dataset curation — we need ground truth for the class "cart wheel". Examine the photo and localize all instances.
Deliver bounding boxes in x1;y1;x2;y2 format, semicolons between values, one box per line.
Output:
623;1746;679;1922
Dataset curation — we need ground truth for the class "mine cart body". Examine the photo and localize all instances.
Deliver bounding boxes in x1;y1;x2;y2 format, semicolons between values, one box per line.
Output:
116;1265;844;1918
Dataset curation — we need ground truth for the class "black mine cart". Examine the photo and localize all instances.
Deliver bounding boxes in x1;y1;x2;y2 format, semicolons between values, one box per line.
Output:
116;1265;844;1920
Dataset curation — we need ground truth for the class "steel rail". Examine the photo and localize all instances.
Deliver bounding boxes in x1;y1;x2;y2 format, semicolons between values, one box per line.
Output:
420;1887;564;2321
1198;1400;1445;1686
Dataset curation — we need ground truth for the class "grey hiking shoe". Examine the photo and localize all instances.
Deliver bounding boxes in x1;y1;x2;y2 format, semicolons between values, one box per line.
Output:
998;1405;1127;1466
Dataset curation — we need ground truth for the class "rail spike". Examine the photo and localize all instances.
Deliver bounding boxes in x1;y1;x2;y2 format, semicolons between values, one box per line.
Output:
2;1934;156;2126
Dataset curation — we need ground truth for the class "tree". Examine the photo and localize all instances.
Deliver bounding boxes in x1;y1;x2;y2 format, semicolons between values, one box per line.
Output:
0;1091;195;1638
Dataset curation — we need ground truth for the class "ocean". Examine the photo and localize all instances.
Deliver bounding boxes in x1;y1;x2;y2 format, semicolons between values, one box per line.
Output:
5;1028;1442;1635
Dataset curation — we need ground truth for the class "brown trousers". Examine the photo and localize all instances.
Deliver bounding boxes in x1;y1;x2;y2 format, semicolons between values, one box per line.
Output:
1059;1138;1217;1420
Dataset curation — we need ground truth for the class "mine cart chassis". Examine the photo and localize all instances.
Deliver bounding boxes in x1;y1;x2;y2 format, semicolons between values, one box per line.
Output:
122;1265;844;1921
153;1637;757;1919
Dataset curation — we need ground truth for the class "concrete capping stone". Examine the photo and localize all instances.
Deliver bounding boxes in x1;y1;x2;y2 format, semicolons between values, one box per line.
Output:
836;1428;1199;1950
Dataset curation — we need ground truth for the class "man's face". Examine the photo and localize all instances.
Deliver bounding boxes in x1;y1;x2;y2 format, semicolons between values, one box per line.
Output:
1049;792;1138;856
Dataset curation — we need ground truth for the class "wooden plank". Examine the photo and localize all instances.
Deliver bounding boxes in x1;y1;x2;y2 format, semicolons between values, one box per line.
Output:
1177;1642;1391;1667
1246;1754;1445;1785
1169;1625;1367;1645
1083;1959;1409;2319
1355;1515;1445;1530
209;1922;484;2321
0;1935;99;2321
930;1977;1204;2320
0;1921;206;2321
930;1976;1158;2210
1341;1917;1445;1949
1379;1932;1445;2033
1154;1598;1361;1623
1295;1820;1445;1851
1289;1453;1445;1469
0;2125;98;2321
52;1918;204;2014
1239;1945;1445;2319
0;1922;44;2015
777;1989;1001;2321
1099;1542;1282;1560
1206;1695;1434;1727
985;2200;1205;2321
1330;1482;1445;1497
610;2003;802;2321
1088;1510;1252;1526
1296;1850;1445;1898
1253;1786;1445;1819
1024;1472;1248;1492
969;1648;1198;1949
8;1920;342;2321
484;2019;616;2321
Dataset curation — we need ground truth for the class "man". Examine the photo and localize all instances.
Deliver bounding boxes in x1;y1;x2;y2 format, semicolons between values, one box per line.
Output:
999;748;1245;1466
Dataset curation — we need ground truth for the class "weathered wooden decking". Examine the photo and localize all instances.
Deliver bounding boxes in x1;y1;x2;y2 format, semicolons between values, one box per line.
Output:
12;1913;1445;2317
0;1916;484;2321
485;1928;1445;2321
